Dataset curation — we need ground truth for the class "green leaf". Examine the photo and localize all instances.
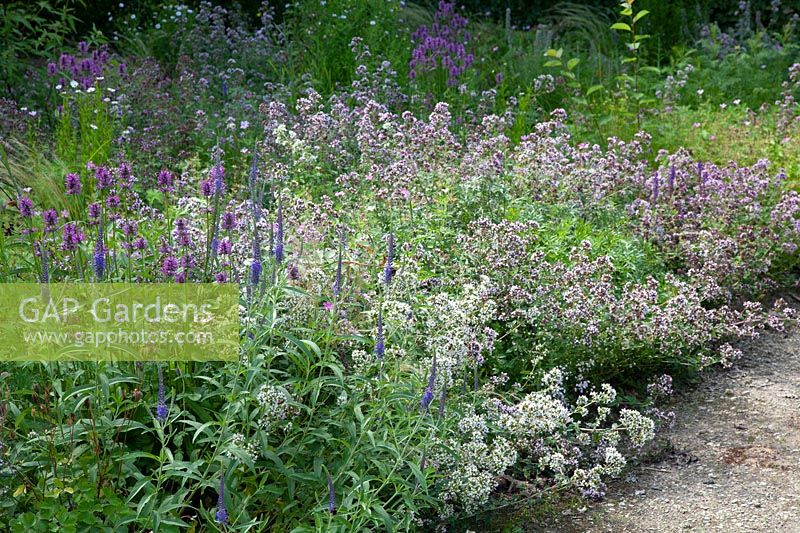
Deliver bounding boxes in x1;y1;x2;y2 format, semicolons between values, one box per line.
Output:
586;84;604;96
543;60;562;68
567;58;580;70
611;22;631;31
633;9;650;23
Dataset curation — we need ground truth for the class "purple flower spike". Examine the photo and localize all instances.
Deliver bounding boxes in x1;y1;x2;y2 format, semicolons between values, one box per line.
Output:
65;173;82;195
274;198;284;264
156;365;168;423
375;309;385;360
383;233;395;285
420;355;437;411
333;229;344;297
327;473;336;515
216;473;229;524
93;225;105;280
18;196;33;218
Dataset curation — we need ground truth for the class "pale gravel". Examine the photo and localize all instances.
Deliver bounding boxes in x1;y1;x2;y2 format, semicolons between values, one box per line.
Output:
526;315;800;532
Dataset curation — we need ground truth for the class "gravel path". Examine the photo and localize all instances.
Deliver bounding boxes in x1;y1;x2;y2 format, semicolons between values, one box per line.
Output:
541;324;800;532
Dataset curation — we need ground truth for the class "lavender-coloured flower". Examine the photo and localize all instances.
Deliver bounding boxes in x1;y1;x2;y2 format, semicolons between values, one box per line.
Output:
94;166;113;190
157;169;175;193
221;212;236;230
274;198;284;264
200;179;214;198
327;473;336;514
42;209;58;231
88;202;101;220
162;256;178;279
156;366;168;423
250;260;262;287
65;173;82;195
61;223;85;251
420;355;437;411
216;473;228;524
93;225;105;280
333;230;344;297
18;196;33;218
375;309;385;360
383;233;394;285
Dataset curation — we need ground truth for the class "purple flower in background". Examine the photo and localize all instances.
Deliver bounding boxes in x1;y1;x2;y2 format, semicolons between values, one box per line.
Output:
652;173;659;204
133;236;146;250
156;366;168;423
219;239;233;255
409;1;474;86
250;259;262;287
40;246;49;284
274;198;284;264
157;169;175;193
333;230;344;297
327;473;336;515
88;202;101;220
287;262;299;280
383;233;395;285
214;271;228;283
78;41;89;54
118;62;127;76
42;209;58;231
47;63;57;76
65;173;82;195
106;195;121;209
61;223;85;251
420;355;437;411
200;179;214;197
94;166;113;190
116;162;132;189
375;309;385;360
221;212;236;230
93;225;105;280
216;473;228;524
18;196;33;218
668;165;675;193
161;256;178;278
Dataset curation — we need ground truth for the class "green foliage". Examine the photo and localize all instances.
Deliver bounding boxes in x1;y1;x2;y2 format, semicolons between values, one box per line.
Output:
0;1;80;101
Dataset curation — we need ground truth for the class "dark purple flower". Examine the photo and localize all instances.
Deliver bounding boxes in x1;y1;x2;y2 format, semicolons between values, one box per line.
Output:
200;179;214;197
214;271;228;283
327;473;336;514
78;41;89;54
61;223;85;251
40;246;49;284
65;173;81;195
219;238;233;255
18;196;33;218
420;355;437;411
333;230;344;297
274;199;284;264
94;166;113;190
47;62;57;76
88;202;101;220
93;226;105;280
383;233;395;285
221;212;236;230
250;260;262;287
652;173;659;204
287;262;299;280
216;473;228;524
161;256;178;278
157;169;175;193
118;62;127;76
133;236;146;250
375;309;385;360
105;195;121;209
42;209;58;231
156;366;168;423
